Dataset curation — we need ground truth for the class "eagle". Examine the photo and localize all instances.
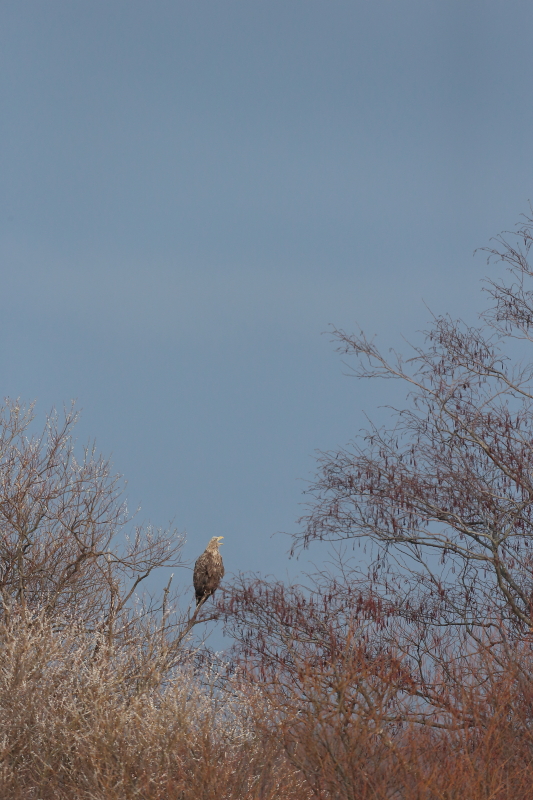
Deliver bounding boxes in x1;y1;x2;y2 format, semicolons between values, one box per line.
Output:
193;536;224;607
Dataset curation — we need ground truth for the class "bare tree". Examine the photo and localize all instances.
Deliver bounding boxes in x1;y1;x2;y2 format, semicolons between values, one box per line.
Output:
219;214;533;769
0;399;214;659
291;214;533;638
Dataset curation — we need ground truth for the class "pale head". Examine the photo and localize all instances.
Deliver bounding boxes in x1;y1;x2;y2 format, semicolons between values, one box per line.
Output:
206;536;224;551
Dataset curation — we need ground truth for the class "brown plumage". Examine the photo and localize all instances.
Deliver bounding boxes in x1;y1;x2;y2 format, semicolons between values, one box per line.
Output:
193;536;224;607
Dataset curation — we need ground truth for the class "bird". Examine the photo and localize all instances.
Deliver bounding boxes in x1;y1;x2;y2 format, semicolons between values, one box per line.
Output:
193;536;224;607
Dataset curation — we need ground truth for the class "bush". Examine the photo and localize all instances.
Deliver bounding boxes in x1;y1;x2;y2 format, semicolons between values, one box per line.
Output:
0;610;309;799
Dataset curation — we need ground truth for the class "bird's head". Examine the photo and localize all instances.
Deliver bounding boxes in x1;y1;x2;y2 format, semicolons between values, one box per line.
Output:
207;536;224;550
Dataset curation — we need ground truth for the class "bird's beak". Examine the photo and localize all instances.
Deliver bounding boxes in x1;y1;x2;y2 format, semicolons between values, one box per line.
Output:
217;536;224;544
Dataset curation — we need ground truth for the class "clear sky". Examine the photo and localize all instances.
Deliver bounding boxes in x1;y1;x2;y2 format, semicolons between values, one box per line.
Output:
2;1;533;596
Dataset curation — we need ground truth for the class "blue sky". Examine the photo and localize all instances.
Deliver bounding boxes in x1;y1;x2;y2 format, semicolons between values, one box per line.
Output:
2;1;533;598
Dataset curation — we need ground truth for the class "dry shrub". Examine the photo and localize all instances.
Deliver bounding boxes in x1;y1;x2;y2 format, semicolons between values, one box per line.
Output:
223;579;533;799
251;644;414;800
0;611;309;800
224;580;410;799
242;645;533;800
398;648;533;800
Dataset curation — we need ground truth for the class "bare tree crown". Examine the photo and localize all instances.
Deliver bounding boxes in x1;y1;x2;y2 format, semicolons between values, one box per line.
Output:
294;215;533;633
0;401;186;637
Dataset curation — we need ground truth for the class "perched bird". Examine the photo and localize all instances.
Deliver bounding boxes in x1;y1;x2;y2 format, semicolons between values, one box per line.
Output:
193;536;224;607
